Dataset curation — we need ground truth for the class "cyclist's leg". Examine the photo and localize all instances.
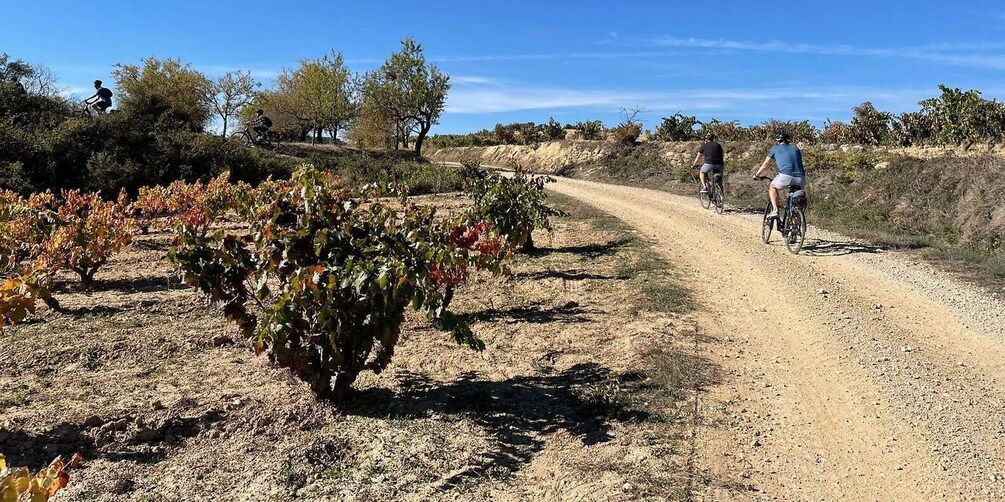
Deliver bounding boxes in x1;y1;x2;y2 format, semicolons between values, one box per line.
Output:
769;174;790;215
699;163;713;191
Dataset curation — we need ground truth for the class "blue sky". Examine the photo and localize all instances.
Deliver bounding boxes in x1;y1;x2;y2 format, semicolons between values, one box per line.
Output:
4;1;1005;133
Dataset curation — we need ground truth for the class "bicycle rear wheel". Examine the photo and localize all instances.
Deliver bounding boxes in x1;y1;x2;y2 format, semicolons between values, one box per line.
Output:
785;208;807;254
761;202;773;243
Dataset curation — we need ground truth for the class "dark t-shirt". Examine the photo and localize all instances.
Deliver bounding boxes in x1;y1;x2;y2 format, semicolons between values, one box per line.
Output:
96;87;113;102
698;141;724;165
259;116;273;128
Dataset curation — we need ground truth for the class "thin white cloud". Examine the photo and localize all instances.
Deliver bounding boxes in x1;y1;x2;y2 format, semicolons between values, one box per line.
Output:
450;75;504;86
637;36;1005;70
445;81;939;116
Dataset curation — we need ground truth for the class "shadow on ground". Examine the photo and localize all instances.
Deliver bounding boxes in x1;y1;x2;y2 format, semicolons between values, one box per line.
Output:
347;363;651;488
527;237;634;259
0;409;226;468
462;300;596;324
515;269;618;281
801;238;884;257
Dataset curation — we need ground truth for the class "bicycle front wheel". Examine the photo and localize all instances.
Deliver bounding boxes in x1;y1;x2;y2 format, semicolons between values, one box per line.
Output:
761;202;773;244
698;183;711;209
785;208;807;254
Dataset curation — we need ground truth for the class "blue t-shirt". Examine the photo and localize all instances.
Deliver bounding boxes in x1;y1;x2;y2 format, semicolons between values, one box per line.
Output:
769;144;805;177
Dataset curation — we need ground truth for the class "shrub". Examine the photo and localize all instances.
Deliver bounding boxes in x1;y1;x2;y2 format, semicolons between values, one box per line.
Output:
43;190;134;285
696;119;751;142
494;123;516;144
891;112;935;147
849;102;893;145
462;165;558;251
756;119;819;143
576;120;604;141
169;167;506;400
820;120;852;144
544;117;565;141
653;113;699;142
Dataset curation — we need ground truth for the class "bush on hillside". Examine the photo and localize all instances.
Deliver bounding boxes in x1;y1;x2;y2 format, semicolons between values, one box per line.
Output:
653;113;699;142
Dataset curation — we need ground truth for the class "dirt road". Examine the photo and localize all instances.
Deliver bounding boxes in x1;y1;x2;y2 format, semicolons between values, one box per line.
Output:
547;176;1005;500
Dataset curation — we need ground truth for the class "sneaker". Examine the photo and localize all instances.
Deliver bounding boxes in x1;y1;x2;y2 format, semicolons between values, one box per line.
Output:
700;188;709;194
766;210;778;219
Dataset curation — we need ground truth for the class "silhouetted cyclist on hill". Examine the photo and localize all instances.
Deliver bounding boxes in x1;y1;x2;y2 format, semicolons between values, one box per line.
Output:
249;109;273;141
84;79;113;115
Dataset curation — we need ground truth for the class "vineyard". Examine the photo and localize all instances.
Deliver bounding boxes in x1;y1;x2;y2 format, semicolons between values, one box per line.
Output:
1;165;563;396
0;161;702;499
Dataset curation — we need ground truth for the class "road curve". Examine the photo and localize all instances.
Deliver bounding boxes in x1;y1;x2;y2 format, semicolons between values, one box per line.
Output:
547;175;1005;501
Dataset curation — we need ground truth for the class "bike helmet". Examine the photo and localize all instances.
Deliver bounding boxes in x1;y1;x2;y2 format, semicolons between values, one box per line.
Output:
93;79;103;87
704;132;716;141
774;131;791;143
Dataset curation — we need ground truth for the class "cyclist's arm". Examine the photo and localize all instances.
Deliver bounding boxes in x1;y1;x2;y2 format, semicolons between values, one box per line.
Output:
753;156;773;178
693;151;703;166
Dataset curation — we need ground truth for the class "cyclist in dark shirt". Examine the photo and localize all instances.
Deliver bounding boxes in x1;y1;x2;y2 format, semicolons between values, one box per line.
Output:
84;80;113;115
693;133;724;194
250;109;273;141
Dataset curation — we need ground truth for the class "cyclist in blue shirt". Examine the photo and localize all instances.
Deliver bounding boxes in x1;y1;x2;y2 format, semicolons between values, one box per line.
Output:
753;131;805;219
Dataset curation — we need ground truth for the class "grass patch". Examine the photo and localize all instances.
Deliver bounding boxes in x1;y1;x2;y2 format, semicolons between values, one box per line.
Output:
641;280;694;314
306;154;463;195
547;191;695;313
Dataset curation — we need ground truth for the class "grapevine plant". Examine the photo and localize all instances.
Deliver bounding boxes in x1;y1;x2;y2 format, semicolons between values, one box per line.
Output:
0;452;83;502
462;164;559;251
169;167;507;400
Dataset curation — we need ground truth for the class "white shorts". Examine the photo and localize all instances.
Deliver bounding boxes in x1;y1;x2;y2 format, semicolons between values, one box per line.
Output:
772;173;805;190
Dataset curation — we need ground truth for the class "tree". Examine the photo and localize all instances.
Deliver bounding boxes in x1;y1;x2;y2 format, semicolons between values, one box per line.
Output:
277;51;359;144
347;91;396;149
205;70;259;137
0;53;32;88
368;38;450;156
112;57;213;131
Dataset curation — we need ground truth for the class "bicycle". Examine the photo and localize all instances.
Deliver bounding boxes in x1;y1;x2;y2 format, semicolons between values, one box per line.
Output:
694;165;725;214
755;176;807;254
229;125;280;148
76;101;111;118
